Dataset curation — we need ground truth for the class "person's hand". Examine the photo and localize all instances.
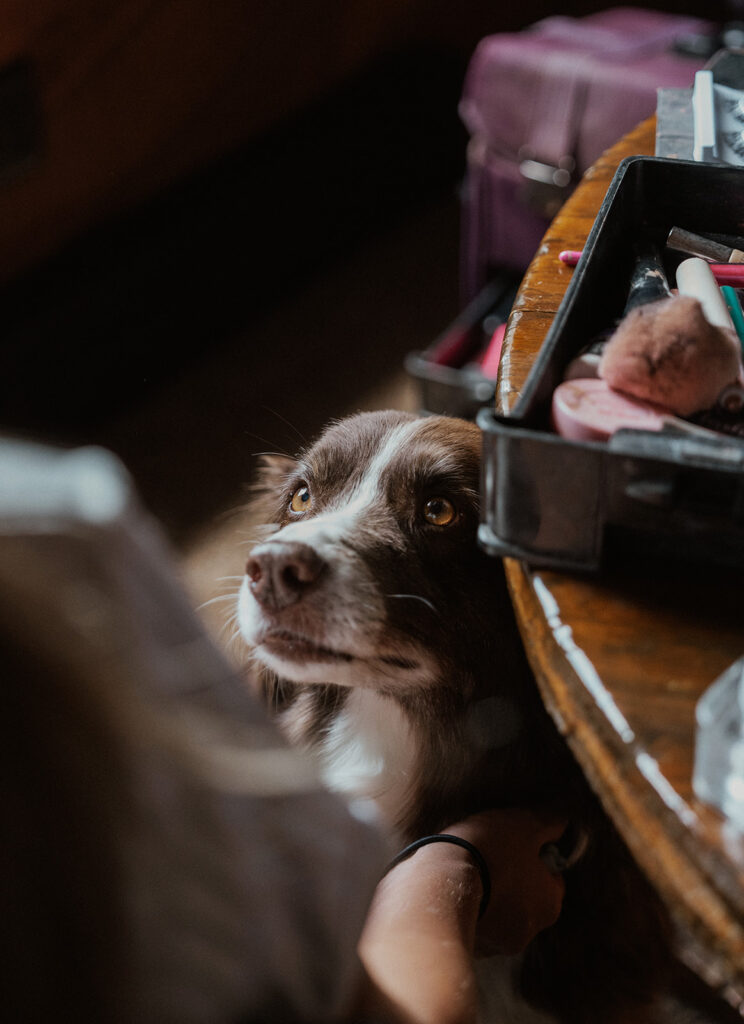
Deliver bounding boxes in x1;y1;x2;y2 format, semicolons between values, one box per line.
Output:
357;807;568;1023
442;807;567;957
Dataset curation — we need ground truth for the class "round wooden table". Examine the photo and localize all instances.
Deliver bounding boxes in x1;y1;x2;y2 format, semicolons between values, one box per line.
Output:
498;118;744;1006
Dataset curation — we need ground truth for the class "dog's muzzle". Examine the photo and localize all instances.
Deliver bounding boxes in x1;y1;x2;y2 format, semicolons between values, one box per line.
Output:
246;540;326;612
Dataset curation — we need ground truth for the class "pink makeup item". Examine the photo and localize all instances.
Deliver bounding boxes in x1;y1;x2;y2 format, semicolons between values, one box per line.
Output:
707;264;744;285
551;378;718;442
560;253;744;279
598;294;742;416
598;257;743;416
558;250;582;266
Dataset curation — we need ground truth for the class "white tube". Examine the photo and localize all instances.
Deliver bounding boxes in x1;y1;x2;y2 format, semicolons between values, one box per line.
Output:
676;257;736;330
692;69;718;163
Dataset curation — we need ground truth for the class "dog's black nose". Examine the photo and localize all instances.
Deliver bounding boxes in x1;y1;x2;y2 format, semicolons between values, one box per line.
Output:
246;541;326;610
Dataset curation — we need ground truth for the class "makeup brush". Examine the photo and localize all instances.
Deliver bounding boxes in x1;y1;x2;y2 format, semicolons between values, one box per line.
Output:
564;243;673;381
621;242;674;311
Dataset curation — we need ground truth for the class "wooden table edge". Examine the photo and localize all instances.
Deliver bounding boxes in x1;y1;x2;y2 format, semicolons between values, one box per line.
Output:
497;116;744;999
506;558;744;994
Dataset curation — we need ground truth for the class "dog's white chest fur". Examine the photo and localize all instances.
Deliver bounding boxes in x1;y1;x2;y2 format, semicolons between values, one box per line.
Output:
316;689;417;823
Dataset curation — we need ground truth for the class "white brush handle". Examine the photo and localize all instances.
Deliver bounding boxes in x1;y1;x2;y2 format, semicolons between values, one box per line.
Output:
676;257;736;330
693;69;718;162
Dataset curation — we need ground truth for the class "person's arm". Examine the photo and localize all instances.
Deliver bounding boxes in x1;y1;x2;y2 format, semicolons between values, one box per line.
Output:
357;808;567;1024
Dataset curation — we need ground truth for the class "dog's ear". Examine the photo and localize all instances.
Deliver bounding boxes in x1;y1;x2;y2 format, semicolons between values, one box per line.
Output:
253;453;297;494
245;454;299;528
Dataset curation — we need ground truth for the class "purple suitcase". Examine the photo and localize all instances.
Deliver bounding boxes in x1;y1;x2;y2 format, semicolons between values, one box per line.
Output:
459;7;713;299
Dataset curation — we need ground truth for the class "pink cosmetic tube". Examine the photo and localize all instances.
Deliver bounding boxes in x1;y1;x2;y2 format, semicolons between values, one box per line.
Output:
558;250;582;267
557;255;744;286
707;264;744;285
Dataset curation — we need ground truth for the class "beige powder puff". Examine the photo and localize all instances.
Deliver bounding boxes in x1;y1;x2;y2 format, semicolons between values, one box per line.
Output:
598;295;742;416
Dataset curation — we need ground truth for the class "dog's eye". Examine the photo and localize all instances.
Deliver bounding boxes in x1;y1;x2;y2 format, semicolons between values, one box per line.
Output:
290;484;312;514
423;497;456;526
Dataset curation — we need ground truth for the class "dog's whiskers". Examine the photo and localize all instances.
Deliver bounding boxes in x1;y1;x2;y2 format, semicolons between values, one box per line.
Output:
258;406;309;447
224;619;246;653
387;593;439;615
197;594;237;611
195;574;243;600
244;432;295;457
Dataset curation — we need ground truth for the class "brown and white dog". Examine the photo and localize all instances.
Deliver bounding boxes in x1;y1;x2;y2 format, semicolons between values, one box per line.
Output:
236;410;671;1023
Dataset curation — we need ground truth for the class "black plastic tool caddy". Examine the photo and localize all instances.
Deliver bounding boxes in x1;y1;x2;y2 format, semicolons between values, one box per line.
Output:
477;155;744;572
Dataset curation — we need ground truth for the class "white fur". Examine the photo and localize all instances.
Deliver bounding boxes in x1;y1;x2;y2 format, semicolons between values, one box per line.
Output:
316;688;417;826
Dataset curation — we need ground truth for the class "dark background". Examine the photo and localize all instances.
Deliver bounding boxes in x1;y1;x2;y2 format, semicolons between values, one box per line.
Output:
0;1;731;545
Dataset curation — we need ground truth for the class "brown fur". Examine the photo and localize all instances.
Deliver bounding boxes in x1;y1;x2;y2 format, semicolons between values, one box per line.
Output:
240;411;673;1023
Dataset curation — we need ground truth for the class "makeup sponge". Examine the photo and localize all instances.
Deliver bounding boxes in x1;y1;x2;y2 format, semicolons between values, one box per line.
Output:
597;294;742;416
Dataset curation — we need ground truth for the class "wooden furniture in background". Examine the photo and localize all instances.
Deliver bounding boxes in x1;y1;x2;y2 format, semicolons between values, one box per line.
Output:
0;0;577;287
0;0;438;284
498;117;744;1007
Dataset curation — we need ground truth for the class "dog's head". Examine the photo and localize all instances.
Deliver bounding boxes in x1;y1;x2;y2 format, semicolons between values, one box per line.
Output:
237;410;510;698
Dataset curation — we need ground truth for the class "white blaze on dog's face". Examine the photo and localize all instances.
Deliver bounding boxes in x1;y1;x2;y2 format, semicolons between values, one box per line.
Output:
238;411;487;691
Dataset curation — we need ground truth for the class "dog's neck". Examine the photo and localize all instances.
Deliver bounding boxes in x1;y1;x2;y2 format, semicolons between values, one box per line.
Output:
270;679;423;832
313;688;418;825
267;666;554;840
